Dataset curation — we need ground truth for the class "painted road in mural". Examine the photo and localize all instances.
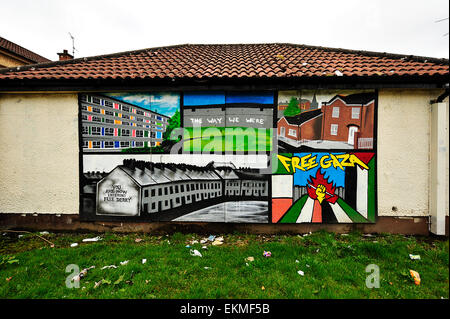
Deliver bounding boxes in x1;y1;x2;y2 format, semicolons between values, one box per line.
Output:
79;89;377;224
173;201;268;223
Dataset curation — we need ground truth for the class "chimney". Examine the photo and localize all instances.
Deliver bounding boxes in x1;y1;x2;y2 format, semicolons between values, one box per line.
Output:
57;49;73;61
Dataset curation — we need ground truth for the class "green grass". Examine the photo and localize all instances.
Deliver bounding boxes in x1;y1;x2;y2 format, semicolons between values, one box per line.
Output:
183;127;273;152
0;231;448;299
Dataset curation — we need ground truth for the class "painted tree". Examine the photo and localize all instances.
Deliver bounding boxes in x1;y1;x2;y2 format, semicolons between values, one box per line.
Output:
283;97;301;117
163;109;181;141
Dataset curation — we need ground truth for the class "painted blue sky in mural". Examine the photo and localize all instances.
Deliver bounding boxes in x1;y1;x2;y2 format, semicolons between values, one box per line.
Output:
103;92;180;117
293;152;346;188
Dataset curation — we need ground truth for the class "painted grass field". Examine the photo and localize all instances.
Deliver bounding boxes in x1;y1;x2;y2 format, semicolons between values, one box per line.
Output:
0;231;448;299
183;127;273;152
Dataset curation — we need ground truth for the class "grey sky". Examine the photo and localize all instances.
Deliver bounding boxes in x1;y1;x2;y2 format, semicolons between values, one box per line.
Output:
1;0;449;61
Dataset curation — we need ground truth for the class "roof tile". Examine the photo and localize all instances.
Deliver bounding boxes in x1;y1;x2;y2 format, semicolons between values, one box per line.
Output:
0;43;448;81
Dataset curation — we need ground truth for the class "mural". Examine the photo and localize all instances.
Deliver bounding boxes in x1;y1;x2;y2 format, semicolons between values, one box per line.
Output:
79;89;377;224
80;93;180;153
183;91;274;153
272;152;376;223
81;154;270;223
277;90;376;152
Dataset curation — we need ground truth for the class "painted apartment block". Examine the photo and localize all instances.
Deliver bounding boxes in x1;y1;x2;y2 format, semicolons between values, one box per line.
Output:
80;94;169;152
321;93;375;147
96;159;269;217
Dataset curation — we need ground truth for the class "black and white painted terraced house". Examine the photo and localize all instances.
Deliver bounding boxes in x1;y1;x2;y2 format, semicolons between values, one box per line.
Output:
95;159;269;219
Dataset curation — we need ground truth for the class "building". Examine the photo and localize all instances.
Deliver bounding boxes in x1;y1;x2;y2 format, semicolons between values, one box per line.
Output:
96;159;269;217
277;109;323;142
0;43;448;234
80;93;170;152
320;93;375;147
0;36;50;68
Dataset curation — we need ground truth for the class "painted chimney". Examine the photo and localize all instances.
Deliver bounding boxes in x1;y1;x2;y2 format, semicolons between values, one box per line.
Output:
57;49;73;61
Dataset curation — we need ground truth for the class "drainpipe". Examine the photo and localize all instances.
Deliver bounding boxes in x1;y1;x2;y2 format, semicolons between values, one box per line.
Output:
429;84;449;235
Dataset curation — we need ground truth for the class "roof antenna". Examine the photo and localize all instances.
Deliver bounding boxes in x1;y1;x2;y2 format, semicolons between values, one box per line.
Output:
68;32;78;57
435;17;449;36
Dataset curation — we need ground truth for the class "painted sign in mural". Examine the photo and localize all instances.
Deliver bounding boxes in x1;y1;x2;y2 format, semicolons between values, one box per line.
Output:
272;152;376;223
79;89;377;224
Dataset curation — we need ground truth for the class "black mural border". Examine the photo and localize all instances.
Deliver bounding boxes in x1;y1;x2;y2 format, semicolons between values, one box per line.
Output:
78;89;377;224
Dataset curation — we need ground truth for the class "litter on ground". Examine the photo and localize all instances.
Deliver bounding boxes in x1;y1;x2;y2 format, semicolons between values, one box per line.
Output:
142;259;147;264
190;249;202;257
207;235;216;242
297;270;305;276
120;260;129;266
263;251;271;257
245;257;255;262
82;236;102;242
410;269;421;285
70;243;78;247
135;238;143;243
409;254;421;260
101;265;117;270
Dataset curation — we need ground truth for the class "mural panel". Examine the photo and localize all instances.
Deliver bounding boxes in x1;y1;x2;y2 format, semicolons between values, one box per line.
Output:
79;89;377;224
277;90;376;152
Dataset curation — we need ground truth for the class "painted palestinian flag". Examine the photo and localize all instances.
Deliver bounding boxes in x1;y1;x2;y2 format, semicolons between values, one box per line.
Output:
277;152;376;223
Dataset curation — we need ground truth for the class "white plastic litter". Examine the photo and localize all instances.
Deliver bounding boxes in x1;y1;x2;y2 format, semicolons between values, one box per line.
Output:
82;236;102;242
202;246;208;250
39;231;50;235
295;260;299;263
142;259;147;264
409;254;421;260
207;235;216;242
70;243;78;247
335;70;343;76
190;249;202;257
101;265;117;269
120;260;129;266
297;270;305;276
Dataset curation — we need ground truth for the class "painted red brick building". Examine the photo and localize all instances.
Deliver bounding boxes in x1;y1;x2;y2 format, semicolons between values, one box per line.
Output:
320;93;375;148
277;109;322;141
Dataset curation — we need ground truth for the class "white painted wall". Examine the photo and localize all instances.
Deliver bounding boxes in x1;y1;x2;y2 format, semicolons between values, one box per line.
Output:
0;93;79;214
377;89;446;217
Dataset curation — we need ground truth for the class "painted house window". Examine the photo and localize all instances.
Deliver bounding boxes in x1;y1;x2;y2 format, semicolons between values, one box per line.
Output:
104;100;112;107
136;130;144;137
288;129;297;137
82;126;89;135
120;141;129;148
105;110;113;116
91;127;101;136
136;110;144;115
105;119;114;124
332;107;340;118
81;105;87;111
122;122;130;126
82;140;88;148
330;124;338;136
105;128;114;136
92;141;101;148
122;106;130;112
93;107;101;113
135;141;144;147
122;114;130;119
92;116;102;122
352;107;360;119
122;129;130;137
82;114;88;120
92;97;100;105
104;141;114;148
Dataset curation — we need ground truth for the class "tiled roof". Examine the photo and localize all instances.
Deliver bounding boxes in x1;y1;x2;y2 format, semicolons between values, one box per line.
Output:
283;109;323;125
0;36;51;64
0;43;448;81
